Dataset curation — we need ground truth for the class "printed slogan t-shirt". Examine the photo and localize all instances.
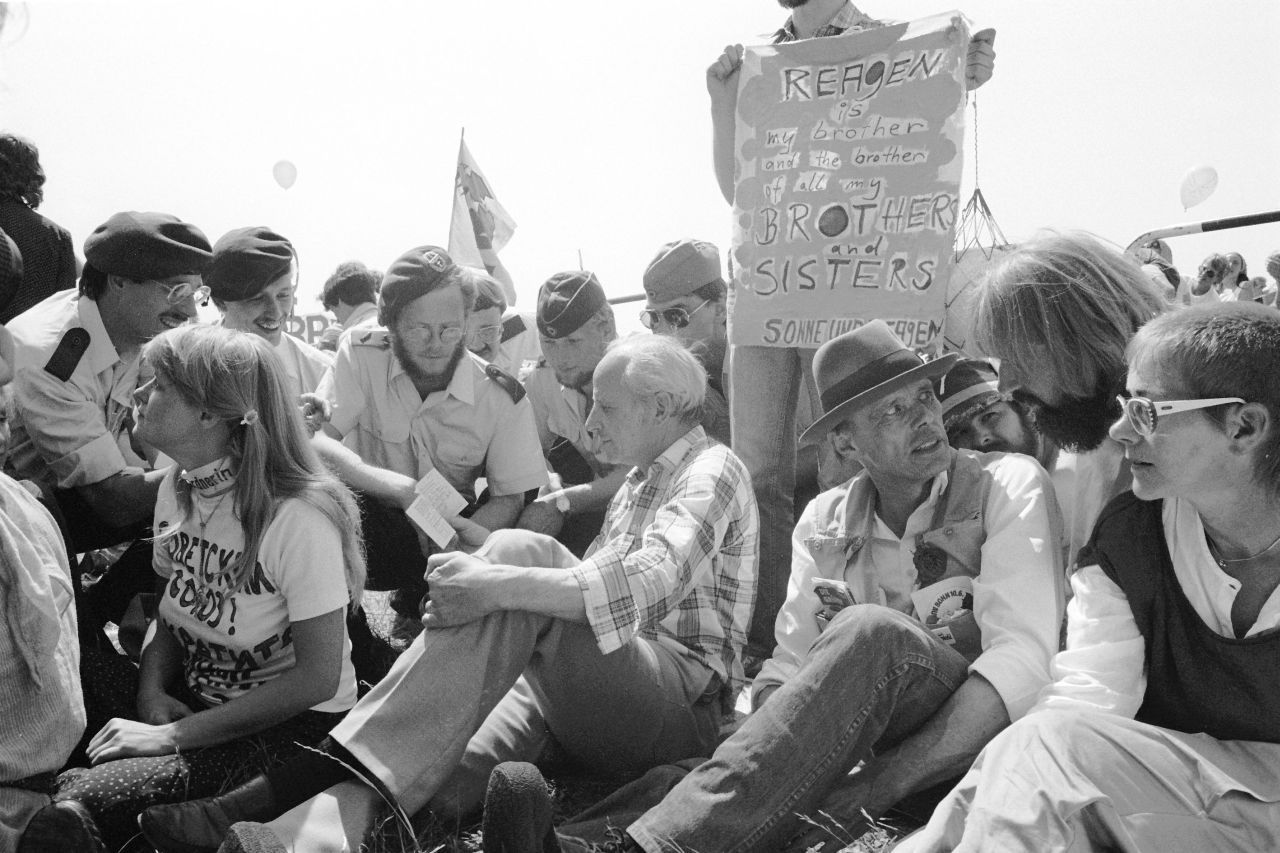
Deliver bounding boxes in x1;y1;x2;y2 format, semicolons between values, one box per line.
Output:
152;459;357;713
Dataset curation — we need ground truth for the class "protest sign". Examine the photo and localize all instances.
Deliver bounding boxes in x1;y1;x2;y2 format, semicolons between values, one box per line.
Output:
729;12;970;350
285;313;333;345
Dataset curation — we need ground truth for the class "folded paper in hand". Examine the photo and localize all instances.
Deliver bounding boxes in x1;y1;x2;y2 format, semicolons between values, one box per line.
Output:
405;470;469;549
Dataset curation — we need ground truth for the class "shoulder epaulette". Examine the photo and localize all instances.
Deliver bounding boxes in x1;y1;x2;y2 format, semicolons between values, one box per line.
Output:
44;328;90;382
500;314;527;343
353;329;391;349
485;363;526;404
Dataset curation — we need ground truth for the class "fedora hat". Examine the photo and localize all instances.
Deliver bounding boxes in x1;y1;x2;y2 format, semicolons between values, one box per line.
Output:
800;320;958;445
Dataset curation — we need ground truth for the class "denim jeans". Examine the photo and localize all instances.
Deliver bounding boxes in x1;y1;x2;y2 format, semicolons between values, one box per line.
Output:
564;605;970;853
729;345;821;657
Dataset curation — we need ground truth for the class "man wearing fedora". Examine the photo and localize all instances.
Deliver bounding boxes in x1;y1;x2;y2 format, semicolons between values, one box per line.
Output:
485;320;1065;853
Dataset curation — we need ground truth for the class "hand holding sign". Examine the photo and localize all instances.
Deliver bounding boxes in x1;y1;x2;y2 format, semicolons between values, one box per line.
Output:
965;28;997;90
707;44;745;98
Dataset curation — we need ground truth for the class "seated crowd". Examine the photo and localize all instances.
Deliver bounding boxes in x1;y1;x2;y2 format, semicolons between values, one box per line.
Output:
2;138;1280;853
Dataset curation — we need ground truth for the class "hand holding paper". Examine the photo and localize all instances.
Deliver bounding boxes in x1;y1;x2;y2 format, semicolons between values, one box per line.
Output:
405;470;472;549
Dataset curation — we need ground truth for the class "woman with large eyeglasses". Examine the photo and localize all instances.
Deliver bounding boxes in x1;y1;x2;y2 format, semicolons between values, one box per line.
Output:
50;324;366;850
897;301;1280;852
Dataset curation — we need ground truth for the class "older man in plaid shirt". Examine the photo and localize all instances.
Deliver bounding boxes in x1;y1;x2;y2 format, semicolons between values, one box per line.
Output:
141;333;758;853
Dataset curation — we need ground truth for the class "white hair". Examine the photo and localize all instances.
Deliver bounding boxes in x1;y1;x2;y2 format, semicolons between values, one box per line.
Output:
605;334;706;423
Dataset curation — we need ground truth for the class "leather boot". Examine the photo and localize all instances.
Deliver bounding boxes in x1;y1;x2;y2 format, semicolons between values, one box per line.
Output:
139;774;279;853
18;800;106;853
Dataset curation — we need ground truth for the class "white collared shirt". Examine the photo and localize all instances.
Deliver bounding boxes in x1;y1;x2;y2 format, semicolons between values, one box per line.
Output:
7;290;148;488
318;329;547;501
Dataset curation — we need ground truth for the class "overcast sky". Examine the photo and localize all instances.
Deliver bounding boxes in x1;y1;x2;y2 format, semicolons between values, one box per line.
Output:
3;0;1278;326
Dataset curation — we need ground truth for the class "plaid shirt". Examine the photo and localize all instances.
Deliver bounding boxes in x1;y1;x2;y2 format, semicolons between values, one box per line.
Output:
773;1;887;43
571;426;759;688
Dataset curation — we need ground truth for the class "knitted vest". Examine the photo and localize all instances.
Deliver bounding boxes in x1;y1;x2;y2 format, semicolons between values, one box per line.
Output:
1081;492;1280;743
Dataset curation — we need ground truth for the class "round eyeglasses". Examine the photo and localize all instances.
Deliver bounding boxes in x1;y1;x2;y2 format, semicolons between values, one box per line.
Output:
399;323;465;345
639;299;712;331
1117;394;1245;436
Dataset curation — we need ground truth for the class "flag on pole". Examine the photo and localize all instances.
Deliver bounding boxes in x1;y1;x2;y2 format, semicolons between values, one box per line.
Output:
449;135;519;305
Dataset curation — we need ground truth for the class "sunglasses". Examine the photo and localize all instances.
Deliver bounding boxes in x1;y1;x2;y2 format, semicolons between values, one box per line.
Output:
639;299;711;331
1117;394;1245;436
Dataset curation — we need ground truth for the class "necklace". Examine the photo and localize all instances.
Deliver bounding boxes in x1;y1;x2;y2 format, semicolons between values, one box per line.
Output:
1206;529;1280;570
193;489;232;601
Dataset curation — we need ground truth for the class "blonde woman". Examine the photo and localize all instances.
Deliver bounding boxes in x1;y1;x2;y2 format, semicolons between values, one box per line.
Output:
53;324;364;849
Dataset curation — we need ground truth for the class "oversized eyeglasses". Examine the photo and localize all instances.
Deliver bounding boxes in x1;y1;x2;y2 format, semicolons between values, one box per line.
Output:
149;280;211;306
1118;394;1245;436
639;299;711;331
399;323;465;345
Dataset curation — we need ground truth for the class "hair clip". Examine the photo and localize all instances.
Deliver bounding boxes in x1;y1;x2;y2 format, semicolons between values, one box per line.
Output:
240;409;260;427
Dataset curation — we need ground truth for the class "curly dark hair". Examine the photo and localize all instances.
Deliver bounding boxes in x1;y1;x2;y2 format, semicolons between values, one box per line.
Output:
0;134;46;208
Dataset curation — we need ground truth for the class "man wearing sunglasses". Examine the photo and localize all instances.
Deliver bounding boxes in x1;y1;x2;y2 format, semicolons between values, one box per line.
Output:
642;239;731;447
5;210;211;631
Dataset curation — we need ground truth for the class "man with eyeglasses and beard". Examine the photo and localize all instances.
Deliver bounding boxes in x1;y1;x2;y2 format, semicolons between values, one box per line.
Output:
6;211;211;633
311;245;546;620
970;230;1168;564
517;271;627;555
641;239;731;446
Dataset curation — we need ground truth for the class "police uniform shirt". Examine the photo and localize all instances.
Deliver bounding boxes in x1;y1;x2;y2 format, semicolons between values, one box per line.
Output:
522;363;608;478
273;331;333;400
7;290;149;489
317;328;548;502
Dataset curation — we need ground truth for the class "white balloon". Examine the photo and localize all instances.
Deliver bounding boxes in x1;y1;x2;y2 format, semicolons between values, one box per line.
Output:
1179;165;1217;211
272;160;297;190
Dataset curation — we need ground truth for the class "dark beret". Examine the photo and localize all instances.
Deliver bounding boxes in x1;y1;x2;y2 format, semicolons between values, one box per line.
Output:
0;228;22;317
537;271;607;338
83;211;211;280
206;226;296;302
377;246;457;326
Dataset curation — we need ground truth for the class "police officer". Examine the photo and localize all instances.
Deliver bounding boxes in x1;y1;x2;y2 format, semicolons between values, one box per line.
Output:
517;271;627;555
641;239;731;445
6;211;211;629
205;226;332;400
314;245;546;615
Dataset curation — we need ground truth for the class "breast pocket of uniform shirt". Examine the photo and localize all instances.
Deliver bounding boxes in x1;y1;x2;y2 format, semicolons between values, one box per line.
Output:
364;405;411;446
432;433;486;495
